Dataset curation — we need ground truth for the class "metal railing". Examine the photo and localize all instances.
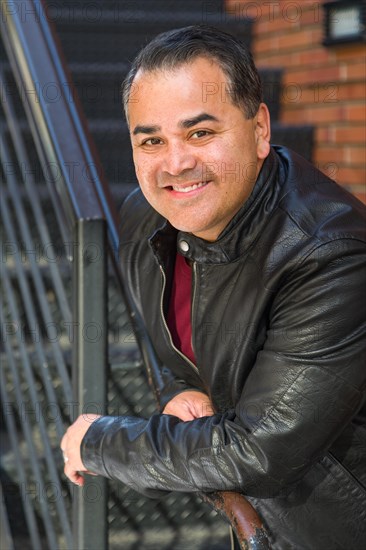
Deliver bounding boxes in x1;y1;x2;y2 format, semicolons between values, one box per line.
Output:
1;0;110;546
0;1;270;548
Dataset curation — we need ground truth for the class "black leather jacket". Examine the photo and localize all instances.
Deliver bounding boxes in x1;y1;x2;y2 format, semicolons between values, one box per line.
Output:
82;146;366;549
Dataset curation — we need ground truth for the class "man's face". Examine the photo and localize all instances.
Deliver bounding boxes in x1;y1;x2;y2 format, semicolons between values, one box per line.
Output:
128;57;270;242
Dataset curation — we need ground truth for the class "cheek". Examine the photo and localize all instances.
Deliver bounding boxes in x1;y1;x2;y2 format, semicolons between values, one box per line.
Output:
206;140;246;168
242;160;258;183
227;145;257;184
134;155;154;184
199;144;230;179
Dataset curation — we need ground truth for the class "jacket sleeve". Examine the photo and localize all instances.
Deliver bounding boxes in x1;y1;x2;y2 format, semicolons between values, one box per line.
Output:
81;239;366;497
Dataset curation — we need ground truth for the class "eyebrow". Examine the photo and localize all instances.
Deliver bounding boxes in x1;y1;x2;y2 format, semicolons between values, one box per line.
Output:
179;113;220;129
133;124;161;136
132;113;220;136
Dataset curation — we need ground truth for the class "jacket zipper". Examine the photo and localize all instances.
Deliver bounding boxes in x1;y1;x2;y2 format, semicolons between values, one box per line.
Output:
327;451;366;493
191;261;198;359
159;265;199;375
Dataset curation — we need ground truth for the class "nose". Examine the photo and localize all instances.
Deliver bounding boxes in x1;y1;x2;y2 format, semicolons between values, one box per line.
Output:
162;141;197;177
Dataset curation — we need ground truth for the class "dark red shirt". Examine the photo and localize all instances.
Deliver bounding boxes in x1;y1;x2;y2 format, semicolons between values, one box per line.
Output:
167;253;196;365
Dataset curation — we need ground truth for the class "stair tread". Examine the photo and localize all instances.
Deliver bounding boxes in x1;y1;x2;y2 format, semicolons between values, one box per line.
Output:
51;10;252;30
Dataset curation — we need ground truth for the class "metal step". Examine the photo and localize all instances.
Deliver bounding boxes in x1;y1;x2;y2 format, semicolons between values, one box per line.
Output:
47;0;224;16
53;15;252;64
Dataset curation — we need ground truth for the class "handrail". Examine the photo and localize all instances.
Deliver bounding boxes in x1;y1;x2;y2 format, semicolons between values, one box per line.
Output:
0;0;109;225
1;2;109;548
0;1;270;548
203;492;270;549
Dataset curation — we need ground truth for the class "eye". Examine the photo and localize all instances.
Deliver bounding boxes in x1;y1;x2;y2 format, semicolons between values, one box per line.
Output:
141;137;163;146
190;130;212;139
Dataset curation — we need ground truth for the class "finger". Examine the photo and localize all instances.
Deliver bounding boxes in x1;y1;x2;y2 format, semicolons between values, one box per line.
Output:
162;408;196;421
197;406;215;417
64;465;85;486
179;411;197;421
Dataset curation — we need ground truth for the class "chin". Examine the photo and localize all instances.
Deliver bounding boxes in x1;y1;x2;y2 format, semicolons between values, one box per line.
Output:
169;222;197;233
167;216;202;232
167;213;212;233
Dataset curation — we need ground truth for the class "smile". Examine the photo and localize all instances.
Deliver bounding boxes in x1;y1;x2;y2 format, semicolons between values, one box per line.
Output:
170;181;209;193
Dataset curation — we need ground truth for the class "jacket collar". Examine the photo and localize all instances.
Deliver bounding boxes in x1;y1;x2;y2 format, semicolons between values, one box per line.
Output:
150;147;283;265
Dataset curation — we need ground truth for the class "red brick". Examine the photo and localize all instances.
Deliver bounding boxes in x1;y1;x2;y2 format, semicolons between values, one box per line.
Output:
344;62;366;81
334;126;366;144
298;4;325;27
281;102;348;125
346;104;366;122
298;48;335;67
277;28;323;52
255;28;325;56
314;146;347;164
316;125;335;144
281;84;362;108
337;83;366;102
281;108;308;124
255;12;312;35
334;44;366;62
306;105;347;124
336;167;366;186
254;35;279;55
255;50;300;67
284;65;342;86
253;0;323;33
345;147;366;165
296;85;341;106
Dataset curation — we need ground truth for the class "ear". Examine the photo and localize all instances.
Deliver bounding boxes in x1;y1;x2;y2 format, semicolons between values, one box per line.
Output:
255;103;271;160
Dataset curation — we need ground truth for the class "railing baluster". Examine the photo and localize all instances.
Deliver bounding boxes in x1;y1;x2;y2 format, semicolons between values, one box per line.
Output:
0;133;73;416
72;218;108;550
0;69;72;325
0;365;43;550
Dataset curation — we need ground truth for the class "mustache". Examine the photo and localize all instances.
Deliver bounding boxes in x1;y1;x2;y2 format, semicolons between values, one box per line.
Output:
159;167;216;187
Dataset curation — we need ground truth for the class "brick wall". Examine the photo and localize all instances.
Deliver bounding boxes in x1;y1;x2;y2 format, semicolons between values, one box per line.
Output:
225;0;366;202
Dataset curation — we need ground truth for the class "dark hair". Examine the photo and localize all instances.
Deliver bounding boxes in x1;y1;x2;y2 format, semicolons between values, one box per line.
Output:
122;25;262;122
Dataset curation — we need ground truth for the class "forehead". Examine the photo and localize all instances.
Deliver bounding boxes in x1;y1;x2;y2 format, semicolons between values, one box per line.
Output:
128;58;235;125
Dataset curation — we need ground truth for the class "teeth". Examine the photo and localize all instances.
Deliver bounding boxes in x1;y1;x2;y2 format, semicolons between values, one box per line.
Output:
172;181;208;193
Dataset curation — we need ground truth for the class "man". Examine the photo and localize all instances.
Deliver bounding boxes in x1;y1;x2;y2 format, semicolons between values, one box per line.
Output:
61;26;366;548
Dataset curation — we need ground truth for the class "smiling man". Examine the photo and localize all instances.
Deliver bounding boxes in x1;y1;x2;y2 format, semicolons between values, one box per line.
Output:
61;26;366;548
129;56;270;241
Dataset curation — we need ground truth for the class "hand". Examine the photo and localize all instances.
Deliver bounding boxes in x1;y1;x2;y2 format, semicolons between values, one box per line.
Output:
60;413;101;486
162;391;214;421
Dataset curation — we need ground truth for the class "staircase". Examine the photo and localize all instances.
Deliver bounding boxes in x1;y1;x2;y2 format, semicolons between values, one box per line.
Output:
0;1;313;548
